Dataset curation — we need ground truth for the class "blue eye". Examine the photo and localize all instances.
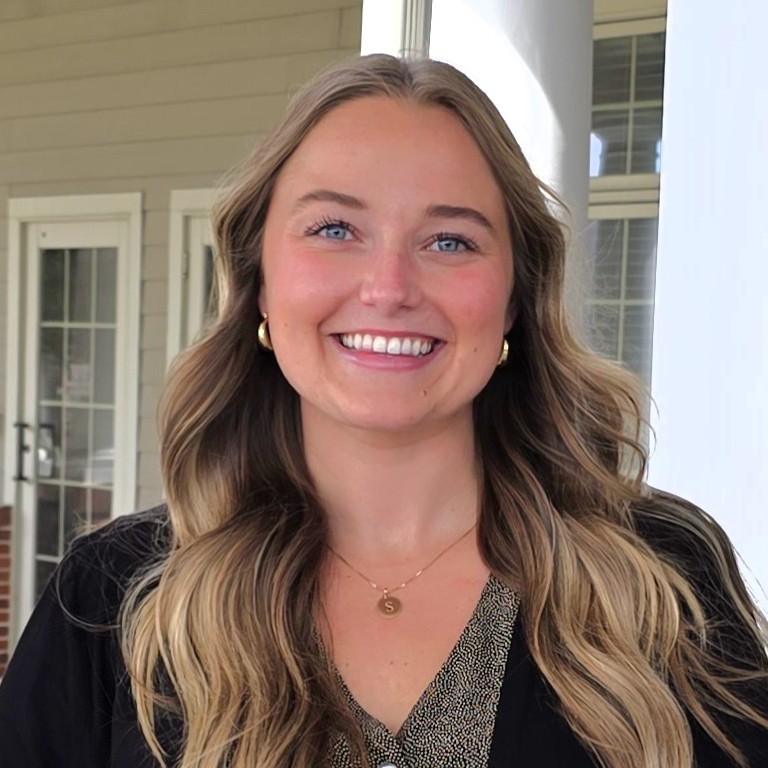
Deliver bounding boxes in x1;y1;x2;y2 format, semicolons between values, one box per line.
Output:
324;224;350;240
307;219;354;240
427;234;477;253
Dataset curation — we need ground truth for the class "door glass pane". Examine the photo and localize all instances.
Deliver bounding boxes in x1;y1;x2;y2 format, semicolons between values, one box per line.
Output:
94;329;116;405
92;488;112;528
96;248;117;323
37;407;61;480
39;328;64;401
68;249;92;323
63;408;89;482
92;410;114;486
41;250;65;322
35;484;60;557
64;486;89;546
34;245;120;598
66;328;92;402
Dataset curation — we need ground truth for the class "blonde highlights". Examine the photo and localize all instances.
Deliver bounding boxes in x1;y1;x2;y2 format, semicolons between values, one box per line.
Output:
122;55;768;767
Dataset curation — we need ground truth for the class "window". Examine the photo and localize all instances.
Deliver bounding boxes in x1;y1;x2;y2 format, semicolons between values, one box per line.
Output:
585;209;658;384
591;31;665;177
586;18;666;393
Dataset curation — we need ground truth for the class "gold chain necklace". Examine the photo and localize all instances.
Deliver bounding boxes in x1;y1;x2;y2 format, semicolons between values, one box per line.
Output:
327;524;476;618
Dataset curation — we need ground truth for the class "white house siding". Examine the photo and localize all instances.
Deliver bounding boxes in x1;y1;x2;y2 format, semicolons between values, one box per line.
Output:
0;0;363;511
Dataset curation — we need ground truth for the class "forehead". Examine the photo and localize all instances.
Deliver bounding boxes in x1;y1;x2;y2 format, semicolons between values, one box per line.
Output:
273;96;505;209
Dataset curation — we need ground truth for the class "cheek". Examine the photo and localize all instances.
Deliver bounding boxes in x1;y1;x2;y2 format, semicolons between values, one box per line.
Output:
451;271;513;334
261;247;353;334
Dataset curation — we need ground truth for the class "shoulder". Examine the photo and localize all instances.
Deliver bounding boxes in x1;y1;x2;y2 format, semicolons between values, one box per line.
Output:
54;503;171;624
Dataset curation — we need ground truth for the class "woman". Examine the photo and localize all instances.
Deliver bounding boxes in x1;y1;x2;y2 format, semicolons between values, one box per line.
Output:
0;54;766;768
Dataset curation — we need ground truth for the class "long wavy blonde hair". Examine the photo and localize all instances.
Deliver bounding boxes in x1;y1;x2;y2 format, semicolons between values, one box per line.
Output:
122;54;768;767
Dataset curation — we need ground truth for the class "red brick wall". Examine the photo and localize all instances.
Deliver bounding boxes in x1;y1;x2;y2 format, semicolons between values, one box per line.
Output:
0;506;11;677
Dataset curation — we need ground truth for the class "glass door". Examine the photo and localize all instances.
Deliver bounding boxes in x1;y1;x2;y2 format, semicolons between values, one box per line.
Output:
33;240;119;594
19;220;124;601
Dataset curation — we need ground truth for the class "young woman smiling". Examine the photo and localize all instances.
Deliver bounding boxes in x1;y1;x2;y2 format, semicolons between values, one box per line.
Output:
0;55;766;768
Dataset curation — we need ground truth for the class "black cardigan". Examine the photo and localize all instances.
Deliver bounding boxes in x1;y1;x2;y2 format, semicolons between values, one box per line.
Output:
1;504;766;767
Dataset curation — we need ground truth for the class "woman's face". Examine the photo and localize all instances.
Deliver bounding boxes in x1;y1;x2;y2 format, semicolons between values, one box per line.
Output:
260;96;514;437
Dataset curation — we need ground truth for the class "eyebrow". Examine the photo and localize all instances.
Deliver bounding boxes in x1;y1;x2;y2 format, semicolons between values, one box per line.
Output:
292;189;367;213
426;204;496;233
292;190;496;234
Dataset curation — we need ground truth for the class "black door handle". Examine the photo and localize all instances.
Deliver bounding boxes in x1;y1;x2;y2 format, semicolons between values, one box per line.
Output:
13;421;31;482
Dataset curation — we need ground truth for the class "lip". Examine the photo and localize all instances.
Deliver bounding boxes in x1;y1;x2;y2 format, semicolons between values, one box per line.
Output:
331;328;442;340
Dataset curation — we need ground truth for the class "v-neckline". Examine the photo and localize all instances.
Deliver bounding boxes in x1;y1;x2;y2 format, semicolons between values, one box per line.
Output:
324;574;497;738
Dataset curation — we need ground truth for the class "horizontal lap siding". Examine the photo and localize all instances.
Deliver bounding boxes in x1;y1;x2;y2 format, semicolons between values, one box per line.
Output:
0;0;363;512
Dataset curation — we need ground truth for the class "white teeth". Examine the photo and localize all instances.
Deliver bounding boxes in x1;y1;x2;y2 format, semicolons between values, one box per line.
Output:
386;338;401;354
337;334;435;357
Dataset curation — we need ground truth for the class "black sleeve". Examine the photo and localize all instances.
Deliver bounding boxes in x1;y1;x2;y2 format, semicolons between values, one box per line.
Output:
0;508;170;768
632;489;768;767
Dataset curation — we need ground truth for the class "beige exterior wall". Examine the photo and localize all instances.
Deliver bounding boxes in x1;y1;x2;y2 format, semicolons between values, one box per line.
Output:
594;0;666;23
0;0;362;511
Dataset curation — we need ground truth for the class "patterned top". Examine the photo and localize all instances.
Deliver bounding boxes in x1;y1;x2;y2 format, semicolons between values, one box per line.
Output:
327;576;521;768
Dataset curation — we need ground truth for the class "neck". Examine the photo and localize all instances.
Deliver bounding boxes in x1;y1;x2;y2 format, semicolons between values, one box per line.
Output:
302;408;480;564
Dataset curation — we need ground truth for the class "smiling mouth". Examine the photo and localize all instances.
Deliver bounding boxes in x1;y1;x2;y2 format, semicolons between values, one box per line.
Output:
336;333;437;357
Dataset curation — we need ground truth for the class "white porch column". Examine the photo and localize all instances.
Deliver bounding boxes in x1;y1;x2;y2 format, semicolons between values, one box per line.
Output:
428;1;593;231
429;0;594;311
649;1;768;609
361;0;594;247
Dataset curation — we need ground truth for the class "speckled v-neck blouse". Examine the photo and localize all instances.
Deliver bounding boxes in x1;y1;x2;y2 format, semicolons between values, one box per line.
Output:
327;576;521;768
4;504;767;768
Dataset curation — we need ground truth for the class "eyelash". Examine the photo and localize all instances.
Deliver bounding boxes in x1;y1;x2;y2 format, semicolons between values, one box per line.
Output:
304;217;354;237
427;232;479;252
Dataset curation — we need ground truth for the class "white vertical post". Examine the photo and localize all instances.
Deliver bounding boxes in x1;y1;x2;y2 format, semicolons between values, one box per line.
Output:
361;0;431;59
649;0;768;609
429;0;594;314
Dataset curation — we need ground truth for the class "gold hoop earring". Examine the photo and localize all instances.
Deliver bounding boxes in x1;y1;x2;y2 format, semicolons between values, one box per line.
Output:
497;338;509;367
257;315;273;351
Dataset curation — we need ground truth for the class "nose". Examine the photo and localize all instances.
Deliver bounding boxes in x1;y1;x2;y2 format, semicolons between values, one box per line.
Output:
358;243;422;312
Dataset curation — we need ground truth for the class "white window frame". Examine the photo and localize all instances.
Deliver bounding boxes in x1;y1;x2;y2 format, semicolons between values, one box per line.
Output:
593;16;666;40
167;189;216;366
4;193;142;640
